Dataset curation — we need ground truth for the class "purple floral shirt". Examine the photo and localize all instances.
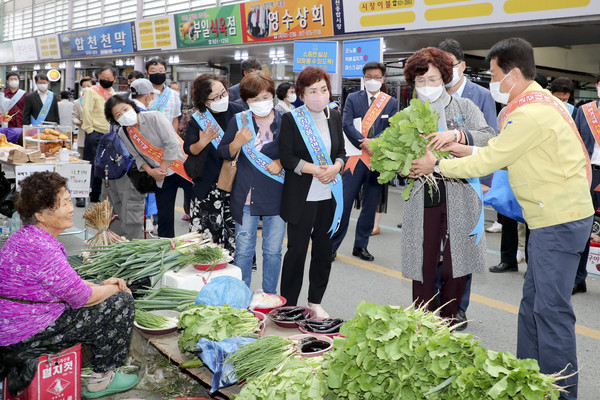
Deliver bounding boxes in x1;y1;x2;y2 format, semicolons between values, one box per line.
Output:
0;225;92;346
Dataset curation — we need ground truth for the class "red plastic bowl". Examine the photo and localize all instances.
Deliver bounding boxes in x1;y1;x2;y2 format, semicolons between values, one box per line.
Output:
252;295;287;314
193;261;229;271
267;306;316;329
252;310;266;337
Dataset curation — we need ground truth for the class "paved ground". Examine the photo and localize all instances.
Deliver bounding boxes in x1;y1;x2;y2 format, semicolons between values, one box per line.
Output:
58;186;600;399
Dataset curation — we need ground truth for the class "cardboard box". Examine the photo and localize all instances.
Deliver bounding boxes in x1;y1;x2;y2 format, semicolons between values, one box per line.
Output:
2;343;81;400
586;241;600;277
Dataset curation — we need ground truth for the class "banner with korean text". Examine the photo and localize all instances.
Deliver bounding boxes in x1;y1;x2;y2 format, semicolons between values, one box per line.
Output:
135;15;177;51
58;22;136;58
293;41;337;73
241;0;334;42
342;38;382;77
37;35;61;60
175;5;244;48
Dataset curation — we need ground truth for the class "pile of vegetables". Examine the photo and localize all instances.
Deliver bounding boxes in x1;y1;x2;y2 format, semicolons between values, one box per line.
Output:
134;309;177;329
83;198;127;248
226;336;298;382
269;307;312;322
297;318;344;335
324;302;561;399
370;99;449;200
134;287;199;311
178;245;229;267
178;305;260;353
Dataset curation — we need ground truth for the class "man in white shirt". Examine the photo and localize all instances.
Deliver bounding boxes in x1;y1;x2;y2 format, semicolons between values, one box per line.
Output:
58;91;74;127
145;58;181;132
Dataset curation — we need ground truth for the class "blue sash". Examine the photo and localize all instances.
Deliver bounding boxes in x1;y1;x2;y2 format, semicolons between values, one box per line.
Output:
328;101;339;110
291;105;343;236
31;91;54;125
5;89;26;112
235;110;284;184
191;109;224;149
77;97;83;104
565;102;575;116
149;86;171;112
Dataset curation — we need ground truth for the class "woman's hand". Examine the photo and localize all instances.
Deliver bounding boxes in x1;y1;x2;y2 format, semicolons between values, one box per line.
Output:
426;130;455;151
315;162;342;184
233;126;253;148
266;159;282;175
409;148;436;178
148;167;168;182
100;278;129;293
196;120;221;149
441;142;474;158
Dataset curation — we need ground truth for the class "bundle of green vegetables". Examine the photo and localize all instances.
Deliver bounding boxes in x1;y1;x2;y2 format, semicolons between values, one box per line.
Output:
134;309;177;329
226;336;298;382
75;233;229;285
234;356;327;400
178;305;260;353
325;302;561;399
370;99;449;200
134;287;199;311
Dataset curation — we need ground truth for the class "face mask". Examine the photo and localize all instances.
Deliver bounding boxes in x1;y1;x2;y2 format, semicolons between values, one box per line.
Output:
364;79;382;93
8;80;19;89
117;109;138;126
286;93;297;103
99;79;113;89
445;67;462;88
304;93;330;112
248;99;273;117
149;73;166;85
37;83;48;92
80;87;88;97
416;85;444;103
209;95;229;113
597;86;600;99
489;70;515;105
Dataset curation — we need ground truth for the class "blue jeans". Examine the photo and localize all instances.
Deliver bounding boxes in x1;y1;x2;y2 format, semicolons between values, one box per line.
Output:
234;206;286;294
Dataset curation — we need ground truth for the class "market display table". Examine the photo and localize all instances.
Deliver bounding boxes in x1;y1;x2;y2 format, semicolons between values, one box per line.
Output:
155;264;243;291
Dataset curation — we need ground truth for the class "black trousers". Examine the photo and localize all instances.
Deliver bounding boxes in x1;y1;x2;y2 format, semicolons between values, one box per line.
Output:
499;213;520;264
82;130;104;202
155;173;194;238
280;199;334;306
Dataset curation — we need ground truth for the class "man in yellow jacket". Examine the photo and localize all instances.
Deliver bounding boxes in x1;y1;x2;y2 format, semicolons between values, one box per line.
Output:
412;37;592;400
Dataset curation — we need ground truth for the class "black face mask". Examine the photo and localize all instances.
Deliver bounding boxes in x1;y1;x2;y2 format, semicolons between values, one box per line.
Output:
149;73;166;85
99;79;114;89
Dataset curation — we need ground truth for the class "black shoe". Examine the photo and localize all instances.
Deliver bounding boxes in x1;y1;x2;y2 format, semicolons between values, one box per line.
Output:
331;251;336;263
352;247;374;261
252;254;257;271
75;198;86;208
572;282;587;295
489;262;518;273
397;223;402;229
454;309;468;331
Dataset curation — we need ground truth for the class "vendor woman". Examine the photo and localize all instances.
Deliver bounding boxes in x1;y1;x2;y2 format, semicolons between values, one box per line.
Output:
0;172;138;398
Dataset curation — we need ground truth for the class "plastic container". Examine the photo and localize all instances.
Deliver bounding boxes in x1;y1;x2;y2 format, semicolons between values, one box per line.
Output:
289;334;333;357
267;306;316;329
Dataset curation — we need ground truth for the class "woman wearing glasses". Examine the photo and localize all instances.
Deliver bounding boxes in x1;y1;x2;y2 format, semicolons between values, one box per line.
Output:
183;74;244;253
401;47;495;324
278;67;346;318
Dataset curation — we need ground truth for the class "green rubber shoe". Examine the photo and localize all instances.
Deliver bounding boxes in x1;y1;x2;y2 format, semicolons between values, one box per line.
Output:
82;372;138;399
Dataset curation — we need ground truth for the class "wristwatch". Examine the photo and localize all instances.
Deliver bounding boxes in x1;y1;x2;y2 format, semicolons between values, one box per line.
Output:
434;159;441;174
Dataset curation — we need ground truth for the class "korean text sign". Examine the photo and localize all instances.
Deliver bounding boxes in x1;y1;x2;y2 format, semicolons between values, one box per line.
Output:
59;22;136;58
293;41;337;73
342;38;382;77
175;5;243;48
241;0;334;42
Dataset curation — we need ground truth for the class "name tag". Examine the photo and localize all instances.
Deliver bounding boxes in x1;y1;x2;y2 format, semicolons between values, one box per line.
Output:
381;114;389;119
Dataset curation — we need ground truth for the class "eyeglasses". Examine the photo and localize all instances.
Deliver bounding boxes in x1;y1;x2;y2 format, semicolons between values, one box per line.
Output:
452;61;462;67
415;76;442;86
208;90;228;102
305;87;329;95
364;75;383;80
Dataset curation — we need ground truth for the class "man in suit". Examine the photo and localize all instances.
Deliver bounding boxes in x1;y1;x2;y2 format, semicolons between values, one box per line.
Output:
437;38;498;330
331;61;399;262
23;73;59;125
229;57;262;109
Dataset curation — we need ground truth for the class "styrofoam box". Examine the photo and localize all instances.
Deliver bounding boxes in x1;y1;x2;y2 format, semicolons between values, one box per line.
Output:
154;263;243;291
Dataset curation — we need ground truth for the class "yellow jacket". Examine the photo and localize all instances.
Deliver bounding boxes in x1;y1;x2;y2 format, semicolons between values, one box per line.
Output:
440;82;593;229
81;86;113;134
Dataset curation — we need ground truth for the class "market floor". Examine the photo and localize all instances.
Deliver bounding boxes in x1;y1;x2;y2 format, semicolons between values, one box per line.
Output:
61;188;600;400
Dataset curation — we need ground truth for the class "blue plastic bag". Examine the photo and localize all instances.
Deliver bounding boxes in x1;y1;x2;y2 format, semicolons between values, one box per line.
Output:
483;170;525;223
195;276;253;309
196;336;256;393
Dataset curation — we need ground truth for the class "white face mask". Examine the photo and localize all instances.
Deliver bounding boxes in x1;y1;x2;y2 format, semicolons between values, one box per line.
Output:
208;95;229;113
37;83;48;92
80;87;87;97
597;86;600;99
248;99;273;117
8;80;19;89
416;85;444;103
117;108;138;126
286;93;297;103
364;79;382;93
489;70;516;105
445;67;462;88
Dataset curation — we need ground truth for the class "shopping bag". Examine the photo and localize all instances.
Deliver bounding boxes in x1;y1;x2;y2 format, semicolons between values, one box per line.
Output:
483;170;525;223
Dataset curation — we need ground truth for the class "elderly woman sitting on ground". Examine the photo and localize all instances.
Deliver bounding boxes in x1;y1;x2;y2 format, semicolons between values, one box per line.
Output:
0;171;137;398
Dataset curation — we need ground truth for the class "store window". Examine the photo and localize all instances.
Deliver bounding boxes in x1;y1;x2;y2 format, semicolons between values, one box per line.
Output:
3;0;68;40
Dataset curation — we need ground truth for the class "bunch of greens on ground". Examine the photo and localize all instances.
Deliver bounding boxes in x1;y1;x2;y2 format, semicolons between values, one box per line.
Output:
226;336;298;382
134;287;200;311
370;98;449;200
178;305;260;353
324;302;561;400
234;356;327;400
134;309;177;329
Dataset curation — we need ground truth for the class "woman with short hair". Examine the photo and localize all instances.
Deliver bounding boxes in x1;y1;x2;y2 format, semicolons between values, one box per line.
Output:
274;81;296;113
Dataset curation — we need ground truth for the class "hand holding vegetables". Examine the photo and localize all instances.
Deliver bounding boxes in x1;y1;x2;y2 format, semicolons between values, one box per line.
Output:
409;147;437;178
426;130;458;151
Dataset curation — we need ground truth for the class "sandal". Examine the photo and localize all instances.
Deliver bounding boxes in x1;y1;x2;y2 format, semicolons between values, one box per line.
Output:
82;372;138;399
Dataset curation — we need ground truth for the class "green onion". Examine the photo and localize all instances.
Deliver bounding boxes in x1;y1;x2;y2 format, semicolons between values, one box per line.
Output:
134;287;199;311
226;336;298;382
134;309;177;329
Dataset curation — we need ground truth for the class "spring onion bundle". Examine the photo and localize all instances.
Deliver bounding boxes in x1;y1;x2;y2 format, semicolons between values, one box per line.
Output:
83;198;128;247
178;245;228;267
226;336;298;382
134;309;177;329
134;287;200;311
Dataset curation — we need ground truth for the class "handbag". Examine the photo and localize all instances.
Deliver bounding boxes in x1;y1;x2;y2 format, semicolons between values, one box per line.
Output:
217;149;240;192
184;153;205;182
122;128;158;194
483;170;525;223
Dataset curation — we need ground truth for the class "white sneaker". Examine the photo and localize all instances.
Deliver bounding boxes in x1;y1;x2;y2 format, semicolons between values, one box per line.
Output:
516;249;526;264
145;218;153;232
307;303;330;319
486;221;503;233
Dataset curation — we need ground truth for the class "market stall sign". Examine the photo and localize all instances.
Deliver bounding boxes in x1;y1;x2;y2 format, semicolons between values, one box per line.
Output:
293;40;337;73
12;39;38;62
55;163;92;197
47;70;61;82
334;0;600;34
241;0;334;43
136;15;177;51
342;38;382;78
58;22;137;58
174;5;244;48
37;35;61;60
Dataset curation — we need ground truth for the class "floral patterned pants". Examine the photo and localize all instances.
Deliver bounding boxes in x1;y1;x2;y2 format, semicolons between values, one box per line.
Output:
189;184;236;254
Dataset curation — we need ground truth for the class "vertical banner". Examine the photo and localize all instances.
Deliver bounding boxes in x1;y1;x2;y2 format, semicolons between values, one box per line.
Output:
241;0;334;42
136;15;177;51
59;22;137;58
175;5;244;48
342;38;382;77
293;41;338;73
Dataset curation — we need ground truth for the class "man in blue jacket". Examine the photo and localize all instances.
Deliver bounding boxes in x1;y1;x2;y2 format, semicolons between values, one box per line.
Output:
332;62;398;262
